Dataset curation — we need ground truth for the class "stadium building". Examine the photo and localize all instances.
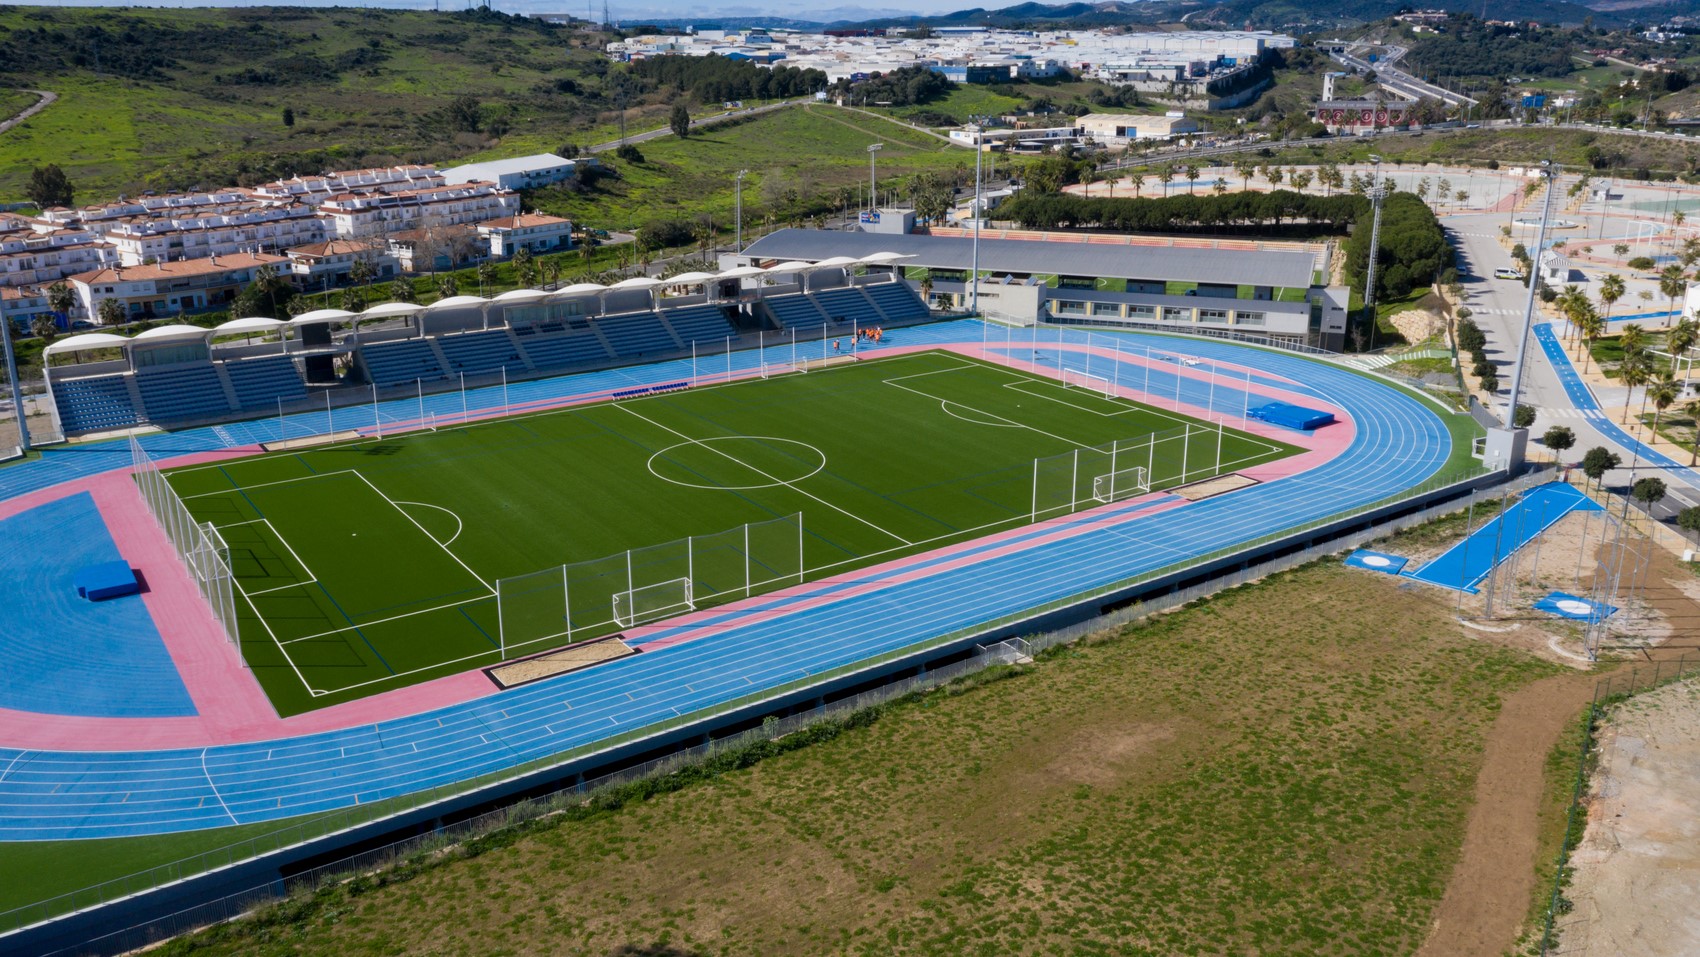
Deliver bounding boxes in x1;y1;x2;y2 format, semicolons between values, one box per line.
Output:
732;228;1349;351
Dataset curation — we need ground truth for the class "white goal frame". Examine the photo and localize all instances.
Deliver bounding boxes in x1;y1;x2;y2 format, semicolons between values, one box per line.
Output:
760;361;802;379
612;577;695;628
1061;367;1113;398
1092;465;1150;504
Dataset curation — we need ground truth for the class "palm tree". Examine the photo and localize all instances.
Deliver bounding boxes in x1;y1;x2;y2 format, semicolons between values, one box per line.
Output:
1184;163;1200;195
1157;164;1174;195
1576;303;1604;374
47;281;73;322
1687;397;1700;465
1130;169;1147;198
1648;375;1681;437
389;279;418;304
1668;318;1700;383
1266;165;1284;188
1621;322;1648;357
437;275;459;299
1658;263;1688;321
349;257;375;292
1621;353;1652;423
29;316;56;342
1597;273;1625;338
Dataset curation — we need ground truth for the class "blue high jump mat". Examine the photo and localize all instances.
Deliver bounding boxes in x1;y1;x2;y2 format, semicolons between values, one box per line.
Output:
73;560;140;601
1248;402;1336;431
1534;592;1617;621
1404;483;1603;593
1344;550;1408;575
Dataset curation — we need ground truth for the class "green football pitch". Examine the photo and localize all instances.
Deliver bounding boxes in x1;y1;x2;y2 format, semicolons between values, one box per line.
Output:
163;350;1301;716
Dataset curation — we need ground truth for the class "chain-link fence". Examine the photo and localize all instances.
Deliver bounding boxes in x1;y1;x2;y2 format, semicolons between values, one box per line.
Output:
129;436;239;653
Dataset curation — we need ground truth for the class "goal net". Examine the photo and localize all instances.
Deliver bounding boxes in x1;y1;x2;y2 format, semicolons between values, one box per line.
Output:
1092;465;1150;504
800;353;860;372
613;577;695;628
760;361;801;378
1061;367;1112;398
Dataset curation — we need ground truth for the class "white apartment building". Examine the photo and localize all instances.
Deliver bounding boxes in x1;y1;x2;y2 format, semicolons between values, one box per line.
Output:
102;203;329;266
69;252;291;322
249;165;446;206
286;239;401;291
476;213;575;257
318;182;522;240
0;221;116;288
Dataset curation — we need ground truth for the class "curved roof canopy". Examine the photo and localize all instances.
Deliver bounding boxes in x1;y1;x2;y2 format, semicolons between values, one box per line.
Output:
811;255;861;269
858;251;915;264
213;317;285;336
716;265;767;279
43;332;131;356
553;282;607;297
359;301;426;320
609;276;664;290
132;324;210;343
493;289;549;303
664;271;718;285
424;295;489;310
290;308;357;327
769;261;816;273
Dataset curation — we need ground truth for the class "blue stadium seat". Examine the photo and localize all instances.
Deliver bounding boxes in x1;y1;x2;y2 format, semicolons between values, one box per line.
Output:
810;287;876;324
595;312;680;357
436;330;526;377
863;281;930;321
360;339;448;388
223;356;306;409
134;363;232;423
661;304;735;348
519;326;614;370
52;375;141;434
764;294;828;329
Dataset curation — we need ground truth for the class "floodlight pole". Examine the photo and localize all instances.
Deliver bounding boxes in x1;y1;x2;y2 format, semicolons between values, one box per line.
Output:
1507;161;1557;427
1363;173;1386;350
867;143;883;216
734;169;747;253
967;123;983;315
1;319;27;453
372;383;381;439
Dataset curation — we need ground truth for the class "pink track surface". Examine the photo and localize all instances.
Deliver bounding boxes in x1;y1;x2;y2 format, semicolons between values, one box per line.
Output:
0;339;1351;751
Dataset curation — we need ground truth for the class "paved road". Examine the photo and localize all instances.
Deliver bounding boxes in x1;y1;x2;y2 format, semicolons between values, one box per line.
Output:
0;89;55;136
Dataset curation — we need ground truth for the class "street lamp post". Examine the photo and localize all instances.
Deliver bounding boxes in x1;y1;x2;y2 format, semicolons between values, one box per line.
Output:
735;169;747;253
1363;156;1385;350
1507;160;1558;426
867;143;883;216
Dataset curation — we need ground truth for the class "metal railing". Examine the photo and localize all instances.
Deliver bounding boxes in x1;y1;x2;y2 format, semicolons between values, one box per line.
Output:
128;436;239;652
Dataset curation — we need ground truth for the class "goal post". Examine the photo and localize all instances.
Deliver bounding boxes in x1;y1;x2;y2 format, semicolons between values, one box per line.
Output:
613;577;695;629
1061;367;1113;398
1092;465;1150;504
760;361;802;378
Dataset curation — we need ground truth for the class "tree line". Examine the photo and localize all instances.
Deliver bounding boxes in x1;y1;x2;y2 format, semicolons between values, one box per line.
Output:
629;56;829;105
997;190;1365;237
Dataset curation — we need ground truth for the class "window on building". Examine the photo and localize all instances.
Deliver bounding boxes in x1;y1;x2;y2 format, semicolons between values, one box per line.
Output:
1053;300;1088;316
1090;302;1122;316
1161;306;1191;322
1236;311;1267;327
1198;309;1228;322
1127;304;1156;319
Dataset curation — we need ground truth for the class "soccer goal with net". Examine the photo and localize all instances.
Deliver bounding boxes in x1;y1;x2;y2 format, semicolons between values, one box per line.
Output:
760;361;801;379
613;577;695;628
1092;465;1150;504
1061;367;1113;398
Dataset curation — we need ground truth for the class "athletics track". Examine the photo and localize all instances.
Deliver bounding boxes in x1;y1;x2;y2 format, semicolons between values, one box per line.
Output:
0;320;1462;841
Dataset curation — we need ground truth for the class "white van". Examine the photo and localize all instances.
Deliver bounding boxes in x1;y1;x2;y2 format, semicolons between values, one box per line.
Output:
1493;267;1522;280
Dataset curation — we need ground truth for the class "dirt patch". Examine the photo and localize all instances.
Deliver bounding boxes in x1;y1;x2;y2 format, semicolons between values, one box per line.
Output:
1561;679;1700;957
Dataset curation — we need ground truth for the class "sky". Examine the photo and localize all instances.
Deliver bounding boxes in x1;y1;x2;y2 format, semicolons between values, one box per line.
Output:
23;0;954;20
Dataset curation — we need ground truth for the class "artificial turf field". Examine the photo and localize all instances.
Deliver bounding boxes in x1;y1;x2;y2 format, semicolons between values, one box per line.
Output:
164;349;1300;716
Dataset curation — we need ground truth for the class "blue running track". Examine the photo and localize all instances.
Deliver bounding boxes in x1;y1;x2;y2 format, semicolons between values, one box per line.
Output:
0;322;1467;840
1403;483;1602;592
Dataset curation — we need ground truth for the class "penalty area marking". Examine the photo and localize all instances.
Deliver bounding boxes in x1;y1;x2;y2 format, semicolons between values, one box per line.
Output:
394;500;467;546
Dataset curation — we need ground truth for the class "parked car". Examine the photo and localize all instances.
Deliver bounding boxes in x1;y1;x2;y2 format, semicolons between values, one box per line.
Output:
1493;267;1522;280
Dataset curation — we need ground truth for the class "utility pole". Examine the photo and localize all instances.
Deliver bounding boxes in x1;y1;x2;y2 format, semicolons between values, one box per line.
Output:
867;143;883;218
735;169;747;252
1363;155;1385;350
1507;160;1557;426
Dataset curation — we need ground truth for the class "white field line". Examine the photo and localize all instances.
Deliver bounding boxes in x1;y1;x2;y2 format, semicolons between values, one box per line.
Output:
394;500;467;546
350;470;494;592
199;748;240;826
178;469;357;497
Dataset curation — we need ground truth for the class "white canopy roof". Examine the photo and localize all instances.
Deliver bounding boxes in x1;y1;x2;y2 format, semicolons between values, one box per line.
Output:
213;317;285;336
290;308;356;327
858;251;915;264
493;289;549;303
132;324;209;343
769;261;816;273
425;295;488;310
359;301;425;319
716;265;767;279
553;282;607;296
609;276;664;290
664;271;719;285
43;332;131;356
811;256;861;269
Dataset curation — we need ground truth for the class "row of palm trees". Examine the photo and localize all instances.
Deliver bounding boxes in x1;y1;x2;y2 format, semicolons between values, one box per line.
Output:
1554;276;1700;464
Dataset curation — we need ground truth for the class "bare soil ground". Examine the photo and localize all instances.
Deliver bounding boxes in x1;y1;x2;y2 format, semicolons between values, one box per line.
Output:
1561;679;1700;957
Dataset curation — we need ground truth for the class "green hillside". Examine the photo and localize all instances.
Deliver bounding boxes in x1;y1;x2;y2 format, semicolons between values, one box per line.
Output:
0;5;636;201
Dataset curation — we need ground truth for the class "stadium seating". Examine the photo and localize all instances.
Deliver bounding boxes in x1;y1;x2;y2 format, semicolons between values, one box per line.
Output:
661;304;736;348
518;329;613;370
595;311;680;358
360;338;448;388
224;355;306;409
764;293;829;329
863;281;930;321
134;363;233;423
52;375;141;434
810;286;875;324
436;330;527;377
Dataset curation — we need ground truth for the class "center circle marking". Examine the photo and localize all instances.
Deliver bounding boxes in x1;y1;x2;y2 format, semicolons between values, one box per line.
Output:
647;436;827;490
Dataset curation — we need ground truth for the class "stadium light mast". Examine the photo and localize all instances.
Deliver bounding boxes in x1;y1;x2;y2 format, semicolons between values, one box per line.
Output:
0;316;25;454
734;169;747;252
867;143;883;217
1507;160;1557;426
1363;155;1385;351
967;122;983;315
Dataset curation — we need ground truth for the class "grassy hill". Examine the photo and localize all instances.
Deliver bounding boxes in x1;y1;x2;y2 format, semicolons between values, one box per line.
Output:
0;5;632;201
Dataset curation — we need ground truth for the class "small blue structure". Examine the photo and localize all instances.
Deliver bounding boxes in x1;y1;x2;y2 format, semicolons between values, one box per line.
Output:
73;560;140;602
1248;402;1336;431
1534;592;1617;621
1404;483;1603;593
1344;549;1408;575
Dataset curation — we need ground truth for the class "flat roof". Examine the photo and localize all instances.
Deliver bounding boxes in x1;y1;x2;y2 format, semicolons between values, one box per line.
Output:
740;228;1317;289
442;154;574;178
